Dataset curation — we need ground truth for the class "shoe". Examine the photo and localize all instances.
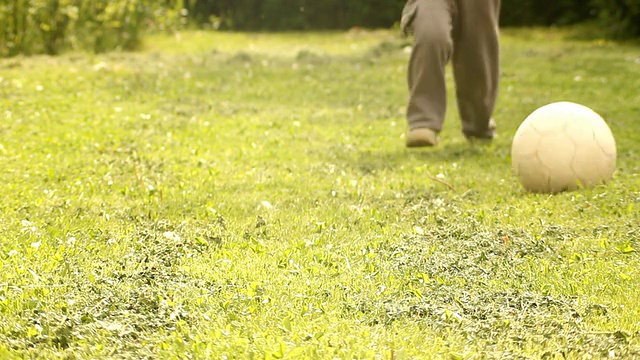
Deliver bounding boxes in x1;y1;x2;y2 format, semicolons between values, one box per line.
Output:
465;134;495;145
406;128;439;147
464;118;496;145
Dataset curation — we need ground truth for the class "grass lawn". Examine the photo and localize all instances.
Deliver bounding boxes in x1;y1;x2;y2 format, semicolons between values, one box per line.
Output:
0;27;639;358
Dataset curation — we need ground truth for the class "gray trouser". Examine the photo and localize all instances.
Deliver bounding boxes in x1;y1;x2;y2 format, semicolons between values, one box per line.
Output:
403;0;501;138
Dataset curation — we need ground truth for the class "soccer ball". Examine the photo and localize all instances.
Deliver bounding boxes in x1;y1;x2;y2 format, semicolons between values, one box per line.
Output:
511;102;616;193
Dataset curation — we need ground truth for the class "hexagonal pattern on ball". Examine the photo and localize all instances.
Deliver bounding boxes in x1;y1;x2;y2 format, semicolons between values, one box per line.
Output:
511;102;617;193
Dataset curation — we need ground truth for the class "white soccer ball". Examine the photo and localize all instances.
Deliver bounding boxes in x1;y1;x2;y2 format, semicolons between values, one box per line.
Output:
511;102;616;193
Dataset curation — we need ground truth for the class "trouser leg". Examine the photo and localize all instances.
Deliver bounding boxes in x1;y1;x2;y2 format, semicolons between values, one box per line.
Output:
406;0;454;132
452;0;501;138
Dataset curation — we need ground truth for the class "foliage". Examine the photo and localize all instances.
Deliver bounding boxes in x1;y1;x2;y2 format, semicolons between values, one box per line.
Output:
0;0;188;56
500;0;640;38
0;28;639;357
184;0;595;30
500;0;596;26
591;0;640;38
2;0;640;57
184;0;406;30
185;0;640;39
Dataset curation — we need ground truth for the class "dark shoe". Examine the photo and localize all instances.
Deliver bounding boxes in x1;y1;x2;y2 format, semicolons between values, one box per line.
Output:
464;118;496;144
465;135;494;145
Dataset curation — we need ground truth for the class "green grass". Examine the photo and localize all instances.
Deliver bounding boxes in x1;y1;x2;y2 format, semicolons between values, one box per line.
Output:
0;27;639;358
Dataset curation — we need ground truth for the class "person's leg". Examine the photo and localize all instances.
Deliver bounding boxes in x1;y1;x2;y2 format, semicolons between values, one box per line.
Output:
406;0;455;140
452;0;501;139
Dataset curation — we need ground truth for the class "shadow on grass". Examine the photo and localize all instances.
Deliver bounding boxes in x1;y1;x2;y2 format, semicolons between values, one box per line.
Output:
338;143;511;176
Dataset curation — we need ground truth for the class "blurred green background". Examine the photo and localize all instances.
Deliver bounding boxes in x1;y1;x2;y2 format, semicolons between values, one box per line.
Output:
1;0;639;57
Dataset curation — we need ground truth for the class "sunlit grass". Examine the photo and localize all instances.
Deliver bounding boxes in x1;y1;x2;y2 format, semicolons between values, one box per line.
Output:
0;27;639;358
142;29;400;56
